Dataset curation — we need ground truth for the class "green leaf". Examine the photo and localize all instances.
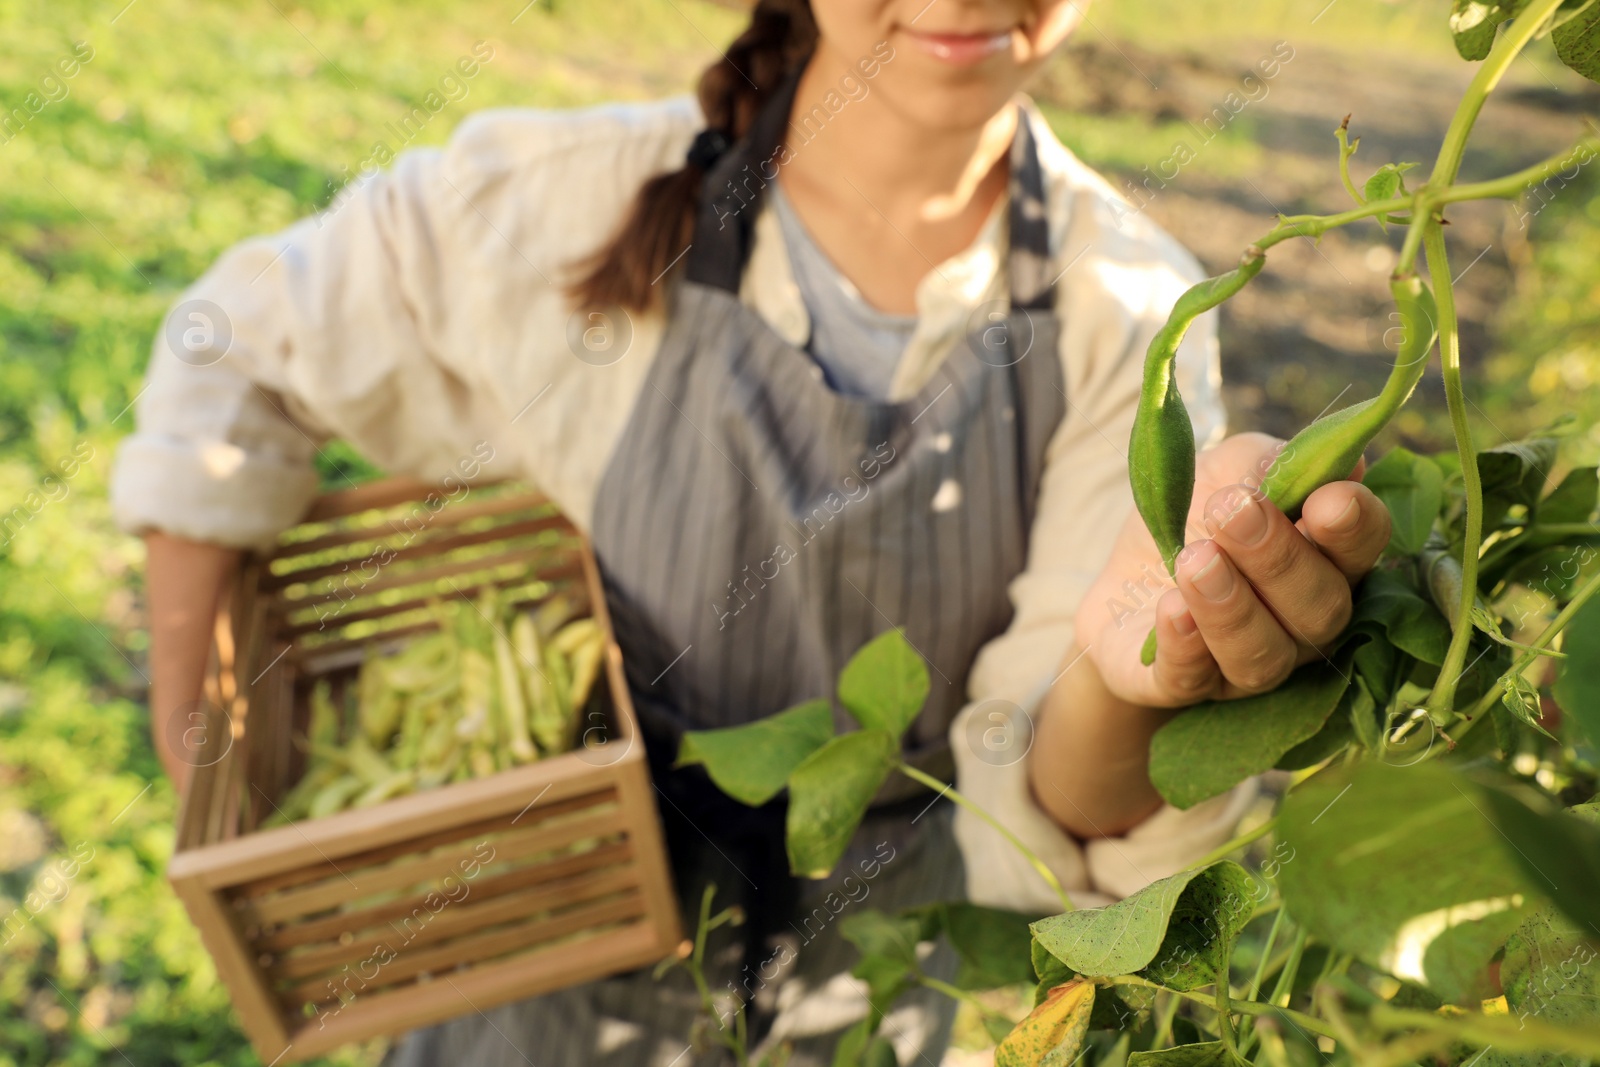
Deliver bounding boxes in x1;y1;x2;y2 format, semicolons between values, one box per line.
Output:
1149;662;1350;809
1554;0;1600;82
934;903;1040;990
1498;669;1556;740
831;1019;901;1067
1274;697;1356;769
1451;0;1528;61
840;909;926;972
1351;568;1451;665
1477;793;1600;937
1479;437;1560;531
1031;861;1255;990
1032;935;1074;1006
1501;542;1600;601
860;1037;898;1067
1362;161;1419;205
1364;447;1445;555
1501;905;1600;1036
1139;862;1258;991
1552;596;1600;749
1421;906;1526;1003
1349;675;1385;752
1277;762;1541;994
1538;466;1599;524
837;630;931;740
995;980;1095;1067
677;699;835;806
786;730;897;878
1128;1041;1245;1066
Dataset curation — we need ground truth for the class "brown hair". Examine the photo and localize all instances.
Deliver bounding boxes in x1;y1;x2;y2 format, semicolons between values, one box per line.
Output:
566;0;818;313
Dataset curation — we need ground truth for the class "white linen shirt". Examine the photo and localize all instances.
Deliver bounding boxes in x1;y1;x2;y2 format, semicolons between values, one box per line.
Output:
111;95;1255;912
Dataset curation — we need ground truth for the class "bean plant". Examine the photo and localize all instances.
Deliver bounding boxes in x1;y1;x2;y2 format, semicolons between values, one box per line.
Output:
673;3;1600;1064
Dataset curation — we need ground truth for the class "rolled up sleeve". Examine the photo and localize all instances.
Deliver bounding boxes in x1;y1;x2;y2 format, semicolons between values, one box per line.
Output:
107;105;629;548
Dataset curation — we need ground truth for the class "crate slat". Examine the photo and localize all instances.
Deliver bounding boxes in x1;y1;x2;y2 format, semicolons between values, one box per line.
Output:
275;491;555;559
236;787;616;899
281;891;649;1009
236;806;628;927
267;863;642;981
287;921;662;1059
254;839;635;952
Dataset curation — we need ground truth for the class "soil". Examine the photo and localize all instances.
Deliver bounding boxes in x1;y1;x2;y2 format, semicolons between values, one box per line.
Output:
1034;35;1600;445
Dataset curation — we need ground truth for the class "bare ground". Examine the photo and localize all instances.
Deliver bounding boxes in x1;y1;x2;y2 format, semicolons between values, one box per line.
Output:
1035;36;1600;445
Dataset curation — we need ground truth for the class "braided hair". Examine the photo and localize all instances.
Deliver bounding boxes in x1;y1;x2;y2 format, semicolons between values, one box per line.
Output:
566;0;817;312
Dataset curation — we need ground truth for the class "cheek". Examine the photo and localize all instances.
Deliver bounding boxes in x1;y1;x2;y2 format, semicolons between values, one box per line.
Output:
1025;0;1086;62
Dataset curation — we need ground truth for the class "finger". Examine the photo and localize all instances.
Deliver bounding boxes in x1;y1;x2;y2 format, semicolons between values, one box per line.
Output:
1206;485;1354;649
1175;538;1300;694
1297;480;1391;584
1149;588;1221;705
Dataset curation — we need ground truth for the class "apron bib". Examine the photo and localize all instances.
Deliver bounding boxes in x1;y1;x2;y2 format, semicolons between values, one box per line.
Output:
592;78;1065;770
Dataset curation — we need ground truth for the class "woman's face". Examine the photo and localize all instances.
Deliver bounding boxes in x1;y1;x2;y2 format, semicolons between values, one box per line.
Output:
807;0;1084;132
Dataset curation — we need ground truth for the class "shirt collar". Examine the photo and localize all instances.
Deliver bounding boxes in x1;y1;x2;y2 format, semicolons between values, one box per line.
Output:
742;176;1011;403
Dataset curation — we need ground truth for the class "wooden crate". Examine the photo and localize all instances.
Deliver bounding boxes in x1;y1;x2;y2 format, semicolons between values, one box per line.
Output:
168;478;683;1063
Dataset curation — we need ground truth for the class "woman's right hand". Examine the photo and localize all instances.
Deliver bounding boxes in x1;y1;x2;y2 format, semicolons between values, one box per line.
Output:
144;531;241;792
1078;432;1392;709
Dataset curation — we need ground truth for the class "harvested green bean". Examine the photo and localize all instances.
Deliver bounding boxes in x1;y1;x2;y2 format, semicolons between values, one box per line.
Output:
267;594;610;827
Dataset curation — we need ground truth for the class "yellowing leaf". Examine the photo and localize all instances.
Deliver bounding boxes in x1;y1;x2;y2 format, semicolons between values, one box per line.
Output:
994;979;1094;1067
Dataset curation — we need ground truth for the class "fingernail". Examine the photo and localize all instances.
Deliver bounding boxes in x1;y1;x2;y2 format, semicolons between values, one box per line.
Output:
1218;492;1268;545
1328;497;1361;533
1190;554;1235;602
1168;605;1197;636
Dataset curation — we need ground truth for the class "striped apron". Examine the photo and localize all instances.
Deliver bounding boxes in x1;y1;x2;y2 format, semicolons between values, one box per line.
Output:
384;78;1066;1067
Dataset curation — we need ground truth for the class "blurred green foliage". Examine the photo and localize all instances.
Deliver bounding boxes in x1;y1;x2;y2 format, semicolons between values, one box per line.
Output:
1488;168;1600;460
1;0;1596;1064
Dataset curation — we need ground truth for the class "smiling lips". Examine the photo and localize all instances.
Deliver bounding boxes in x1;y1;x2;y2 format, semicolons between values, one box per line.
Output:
901;27;1016;65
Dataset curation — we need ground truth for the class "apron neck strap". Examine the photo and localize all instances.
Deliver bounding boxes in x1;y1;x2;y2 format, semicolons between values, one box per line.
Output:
685;72;1055;311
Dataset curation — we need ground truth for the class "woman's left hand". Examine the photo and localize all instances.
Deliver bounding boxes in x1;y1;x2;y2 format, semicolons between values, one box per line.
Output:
1079;432;1393;708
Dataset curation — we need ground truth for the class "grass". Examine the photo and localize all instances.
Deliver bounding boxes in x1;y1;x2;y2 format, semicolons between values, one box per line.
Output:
1;1;1596;1064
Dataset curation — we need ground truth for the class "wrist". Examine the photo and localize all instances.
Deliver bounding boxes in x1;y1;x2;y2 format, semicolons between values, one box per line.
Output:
1029;641;1175;839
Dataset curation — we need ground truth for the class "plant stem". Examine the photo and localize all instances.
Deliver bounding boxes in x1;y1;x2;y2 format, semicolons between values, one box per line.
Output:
1429;0;1570;189
1372;1004;1600;1057
896;762;1074;912
1461;565;1600;722
1267;929;1309;1010
1519;522;1600;539
1109;975;1338;1041
1215;976;1239;1056
1237;908;1290;1054
1423;221;1483;722
1444;136;1600;203
1360;1030;1458;1067
1189;816;1276;870
918;973;1005;1026
1153;991;1181;1047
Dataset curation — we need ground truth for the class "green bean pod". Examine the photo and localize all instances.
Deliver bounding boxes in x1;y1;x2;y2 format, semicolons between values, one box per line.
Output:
1131;247;1268;574
1261;274;1438;517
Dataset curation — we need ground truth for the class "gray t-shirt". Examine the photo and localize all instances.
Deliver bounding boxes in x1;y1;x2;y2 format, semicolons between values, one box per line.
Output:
769;181;917;400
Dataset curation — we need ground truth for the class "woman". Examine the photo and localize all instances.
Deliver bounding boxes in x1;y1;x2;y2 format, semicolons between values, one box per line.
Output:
113;0;1392;1062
